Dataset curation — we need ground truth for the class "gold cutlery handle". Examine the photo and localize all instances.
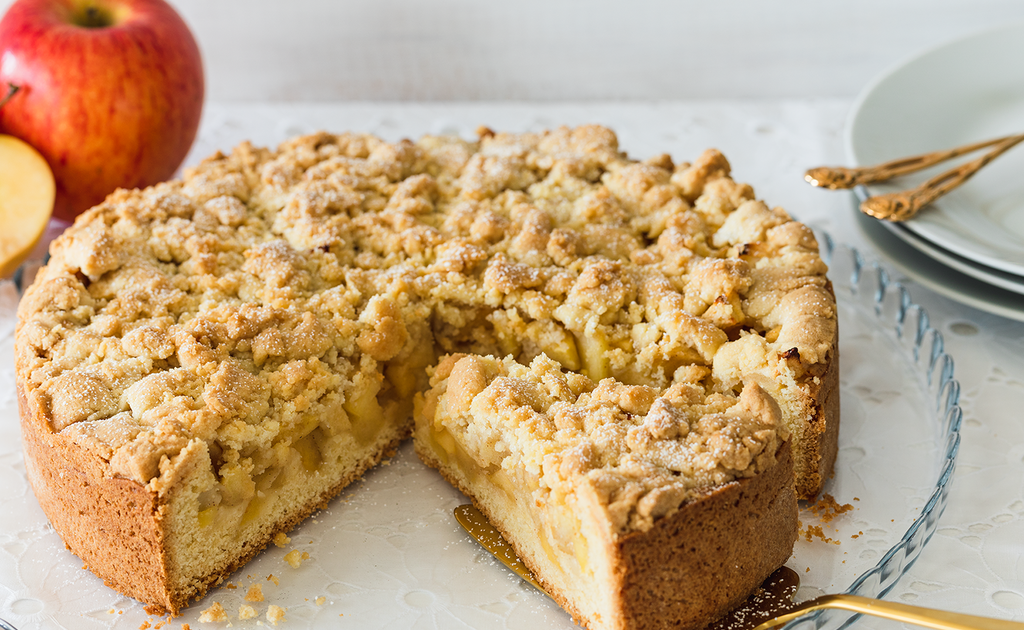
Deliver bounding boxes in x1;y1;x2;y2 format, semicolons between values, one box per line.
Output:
805;132;1024;189
754;594;1024;630
860;133;1024;221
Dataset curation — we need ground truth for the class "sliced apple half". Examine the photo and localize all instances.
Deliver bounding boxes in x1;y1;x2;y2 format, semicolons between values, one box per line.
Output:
0;134;55;277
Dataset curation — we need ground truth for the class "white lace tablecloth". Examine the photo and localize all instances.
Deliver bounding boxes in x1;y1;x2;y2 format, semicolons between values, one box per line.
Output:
2;102;1023;630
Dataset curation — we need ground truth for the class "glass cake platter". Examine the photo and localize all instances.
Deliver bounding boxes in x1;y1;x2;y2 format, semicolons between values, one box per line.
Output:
0;231;961;630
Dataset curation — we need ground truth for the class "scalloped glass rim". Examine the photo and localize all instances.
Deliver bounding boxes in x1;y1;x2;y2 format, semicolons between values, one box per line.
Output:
787;228;963;630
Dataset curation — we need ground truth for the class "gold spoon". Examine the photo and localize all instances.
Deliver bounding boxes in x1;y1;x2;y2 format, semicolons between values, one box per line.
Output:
455;504;1024;630
805;131;1024;222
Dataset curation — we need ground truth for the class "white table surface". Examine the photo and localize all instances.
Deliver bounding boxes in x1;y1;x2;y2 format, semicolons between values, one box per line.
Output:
2;101;1024;630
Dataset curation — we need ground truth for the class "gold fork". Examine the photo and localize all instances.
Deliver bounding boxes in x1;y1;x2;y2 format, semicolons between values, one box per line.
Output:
805;131;1024;221
456;504;1024;630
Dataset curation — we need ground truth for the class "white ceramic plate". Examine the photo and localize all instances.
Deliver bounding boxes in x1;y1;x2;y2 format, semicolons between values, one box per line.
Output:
846;21;1024;276
885;220;1024;296
855;209;1024;322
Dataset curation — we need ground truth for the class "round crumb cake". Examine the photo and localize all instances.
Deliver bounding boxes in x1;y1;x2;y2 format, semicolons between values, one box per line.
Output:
14;125;838;627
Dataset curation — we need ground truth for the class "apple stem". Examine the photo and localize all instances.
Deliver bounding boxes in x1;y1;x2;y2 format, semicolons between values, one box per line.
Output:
0;83;19;110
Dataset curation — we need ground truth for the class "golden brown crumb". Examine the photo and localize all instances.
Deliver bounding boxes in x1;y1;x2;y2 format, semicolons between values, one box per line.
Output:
267;574;280;586
198;602;228;623
224;582;236;590
806;493;854;523
183;625;191;630
273;532;291;548
245;583;264;602
284;549;310;568
267;605;286;626
800;524;839;545
238;604;258;620
138;621;151;630
316;596;326;606
283;549;302;568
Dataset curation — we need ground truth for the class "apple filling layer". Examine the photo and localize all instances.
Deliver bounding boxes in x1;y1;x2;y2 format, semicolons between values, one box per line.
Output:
414;353;798;630
418;415;598;603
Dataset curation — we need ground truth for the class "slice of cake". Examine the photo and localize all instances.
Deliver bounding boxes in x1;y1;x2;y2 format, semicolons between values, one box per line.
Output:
15;125;838;620
416;353;798;630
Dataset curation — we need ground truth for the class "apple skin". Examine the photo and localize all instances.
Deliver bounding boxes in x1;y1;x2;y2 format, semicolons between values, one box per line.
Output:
0;0;204;223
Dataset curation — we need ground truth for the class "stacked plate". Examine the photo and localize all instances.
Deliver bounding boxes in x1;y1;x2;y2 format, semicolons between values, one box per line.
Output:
846;22;1024;322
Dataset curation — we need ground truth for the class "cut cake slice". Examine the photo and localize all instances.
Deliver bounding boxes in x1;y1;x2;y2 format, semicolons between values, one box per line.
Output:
415;353;799;630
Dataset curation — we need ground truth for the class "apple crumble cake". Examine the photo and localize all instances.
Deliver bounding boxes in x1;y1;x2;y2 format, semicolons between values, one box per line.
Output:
14;125;838;624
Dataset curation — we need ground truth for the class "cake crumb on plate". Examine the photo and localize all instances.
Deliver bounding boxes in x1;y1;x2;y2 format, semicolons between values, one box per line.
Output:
284;549;310;568
245;584;264;603
238;604;257;620
267;605;286;626
198;602;228;623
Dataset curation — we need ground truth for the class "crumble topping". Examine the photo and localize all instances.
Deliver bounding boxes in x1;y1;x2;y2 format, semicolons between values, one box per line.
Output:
424;353;786;533
16;125;834;500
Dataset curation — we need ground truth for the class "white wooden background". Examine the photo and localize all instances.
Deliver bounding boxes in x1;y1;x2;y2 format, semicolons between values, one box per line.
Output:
0;0;1021;101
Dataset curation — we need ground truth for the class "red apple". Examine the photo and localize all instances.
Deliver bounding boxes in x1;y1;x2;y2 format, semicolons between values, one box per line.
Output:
0;0;203;223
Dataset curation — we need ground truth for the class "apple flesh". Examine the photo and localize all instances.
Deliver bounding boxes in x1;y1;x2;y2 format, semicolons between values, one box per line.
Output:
0;0;204;223
0;134;55;276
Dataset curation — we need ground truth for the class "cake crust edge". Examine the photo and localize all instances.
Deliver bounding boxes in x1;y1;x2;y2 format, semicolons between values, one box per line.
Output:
796;330;840;500
614;440;797;630
18;383;410;615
